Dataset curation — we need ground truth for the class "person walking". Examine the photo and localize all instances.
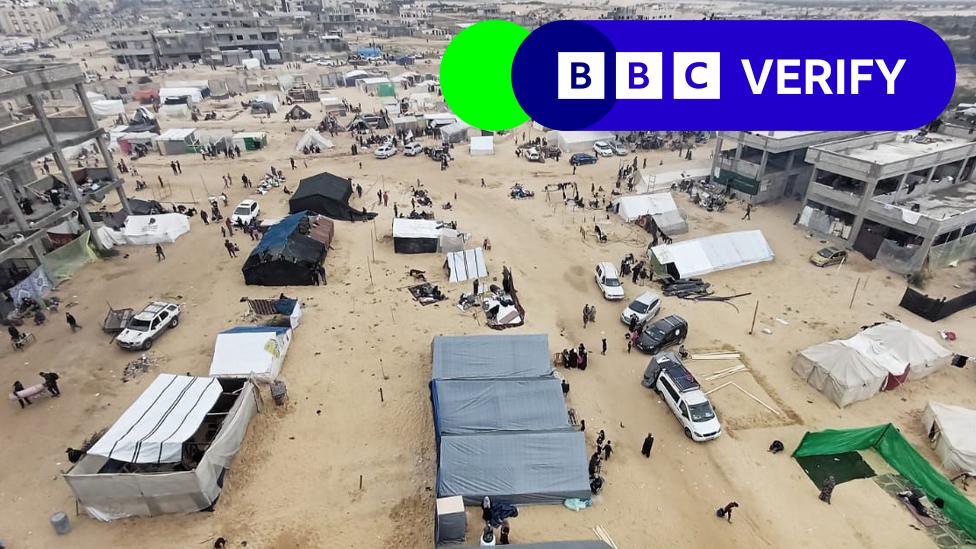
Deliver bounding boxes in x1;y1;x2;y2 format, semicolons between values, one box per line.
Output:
481;177;486;188
603;441;613;460
224;239;237;258
170;161;178;175
176;160;182;174
742;203;752;221
717;502;739;523
158;175;164;188
65;312;81;332
377;189;383;205
641;433;654;457
383;191;389;207
393;204;398;218
155;243;165;261
200;210;209;225
582;304;589;328
356;184;363;199
601;337;607;355
39;371;60;396
13;381;30;408
225;217;234;235
290;157;296;170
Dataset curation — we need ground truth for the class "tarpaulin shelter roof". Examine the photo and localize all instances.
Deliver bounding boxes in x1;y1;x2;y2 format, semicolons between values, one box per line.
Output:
243;212;327;286
650;230;774;278
209;326;292;382
437;431;590;504
295;129;334;151
794;339;889;408
923;401;976;474
445;247;487;282
469;135;493;155
156;128;196;141
289;171;364;221
432;334;552;380
613;193;679;222
87;374;222;463
861;322;952;380
431;378;571;437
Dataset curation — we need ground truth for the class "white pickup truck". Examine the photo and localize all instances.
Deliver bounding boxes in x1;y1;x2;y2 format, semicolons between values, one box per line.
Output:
115;302;181;351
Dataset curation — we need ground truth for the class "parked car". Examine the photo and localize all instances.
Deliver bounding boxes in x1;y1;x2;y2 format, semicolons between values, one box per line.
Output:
115;302;181;351
609;140;629;156
641;352;722;441
374;144;397;159
570;153;598;166
635;314;687;354
595;262;625;300
620;291;662;326
524;147;543;162
810;247;847;267
593;141;614;157
231;199;260;225
404;142;423;156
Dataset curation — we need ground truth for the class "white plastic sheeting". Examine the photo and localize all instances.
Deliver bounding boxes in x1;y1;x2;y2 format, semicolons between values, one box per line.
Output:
121;214;190;245
159;87;203;104
87;375;223;463
650;230;774;278
91;99;125;118
158;104;192;120
208;326;292;383
922;401;976;474
861;322;952;380
550;130;614;153
446;247;487;282
613;192;688;235
295;129;334;151
242;58;261;70
469;135;494;156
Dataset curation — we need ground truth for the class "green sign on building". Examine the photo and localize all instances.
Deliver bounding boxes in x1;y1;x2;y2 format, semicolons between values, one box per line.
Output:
716;169;760;196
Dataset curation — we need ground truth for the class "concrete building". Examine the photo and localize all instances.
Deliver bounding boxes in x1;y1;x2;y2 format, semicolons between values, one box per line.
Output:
710;131;863;204
185;7;283;65
106;29;159;68
154;29;220;66
800;131;976;274
0;63;131;291
399;2;429;27
0;0;63;38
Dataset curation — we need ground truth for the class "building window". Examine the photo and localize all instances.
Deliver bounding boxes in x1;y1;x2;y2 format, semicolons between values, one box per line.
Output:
934;229;961;246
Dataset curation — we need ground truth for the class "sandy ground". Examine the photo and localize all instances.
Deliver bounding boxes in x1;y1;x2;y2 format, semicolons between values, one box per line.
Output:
0;61;975;549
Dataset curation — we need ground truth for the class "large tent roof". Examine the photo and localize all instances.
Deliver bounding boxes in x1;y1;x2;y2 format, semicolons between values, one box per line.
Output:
87;375;222;463
613;193;679;222
393;218;444;239
445;247;487;282
861;322;951;379
923;401;976;474
431;379;571;437
437;431;590;504
121;214;190;245
208;326;292;382
248;212;326;264
292;171;352;202
794;339;888;407
431;334;552;380
295;129;335;151
650;230;773;278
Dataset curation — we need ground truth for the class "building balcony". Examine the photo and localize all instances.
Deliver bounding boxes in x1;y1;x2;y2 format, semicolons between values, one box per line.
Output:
807;182;863;209
718;156;761;179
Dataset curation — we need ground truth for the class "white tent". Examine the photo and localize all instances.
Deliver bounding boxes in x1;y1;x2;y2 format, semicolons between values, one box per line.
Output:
158;103;192;120
165;79;210;90
88;375;223;463
409;92;435;111
612;192;688;234
295;129;334;151
637;166;711;194
923;401;976;474
793;340;888;408
469;135;494;156
319;95;346;113
446;247;488;282
91;99;125;118
861;322;952;380
159;87;203;104
441;121;471;144
550;130;615;153
208;326;292;383
649;230;773;278
122;214;190;245
85;90;106;102
424;113;457;127
393;218;463;254
242;58;261;70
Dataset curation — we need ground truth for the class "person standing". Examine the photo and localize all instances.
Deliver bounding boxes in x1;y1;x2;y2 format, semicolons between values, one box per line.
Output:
393;203;398;218
603;441;613;460
596;429;606;447
377;189;383;205
356;184;363;199
481;496;492;524
39;371;60;396
561;379;569;396
499;522;510;545
176;160;182;174
225;217;234;235
170;161;178;175
601;337;607;355
65;312;81;332
290;157;296;170
742;203;752;221
819;475;836;504
200;210;209;225
224;239;237;258
582;304;589;328
12;381;30;408
628;314;638;334
641;433;654;457
155;243;165;261
383;191;389;207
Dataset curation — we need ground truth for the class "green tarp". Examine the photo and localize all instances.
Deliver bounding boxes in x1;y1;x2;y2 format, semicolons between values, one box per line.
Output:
794;424;976;539
44;230;97;282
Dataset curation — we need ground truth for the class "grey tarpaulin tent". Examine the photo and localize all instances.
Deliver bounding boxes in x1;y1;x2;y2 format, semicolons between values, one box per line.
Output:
431;378;571;437
431;334;552;380
437;430;590;504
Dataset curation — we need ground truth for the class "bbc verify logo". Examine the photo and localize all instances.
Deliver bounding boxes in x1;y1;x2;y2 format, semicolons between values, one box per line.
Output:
557;52;906;100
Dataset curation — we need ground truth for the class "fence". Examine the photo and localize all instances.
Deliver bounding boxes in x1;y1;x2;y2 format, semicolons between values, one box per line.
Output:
899;286;976;321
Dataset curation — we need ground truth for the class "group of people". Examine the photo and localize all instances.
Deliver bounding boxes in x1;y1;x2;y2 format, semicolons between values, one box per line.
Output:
478;497;512;546
588;429;613;495
11;371;61;408
559;343;589;370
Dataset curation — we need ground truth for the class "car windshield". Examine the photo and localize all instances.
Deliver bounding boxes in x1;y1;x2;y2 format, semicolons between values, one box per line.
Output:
629;300;649;314
604;277;621;287
689;402;716;422
817;248;835;258
127;318;152;332
234;206;251;215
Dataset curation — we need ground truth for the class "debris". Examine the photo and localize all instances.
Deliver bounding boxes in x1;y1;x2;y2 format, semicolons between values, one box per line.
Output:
703;364;748;382
122;354;157;382
775;318;789;326
707;382;781;416
690;352;741;360
761;328;773;335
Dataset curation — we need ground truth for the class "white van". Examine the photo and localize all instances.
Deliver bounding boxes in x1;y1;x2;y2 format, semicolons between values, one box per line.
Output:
642;352;721;442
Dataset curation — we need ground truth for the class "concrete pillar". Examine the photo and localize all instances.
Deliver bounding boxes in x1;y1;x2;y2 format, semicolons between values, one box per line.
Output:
0;176;30;230
26;93;106;251
959;156;972;182
74;82;130;213
847;177;878;245
708;137;723;183
892;172;909;203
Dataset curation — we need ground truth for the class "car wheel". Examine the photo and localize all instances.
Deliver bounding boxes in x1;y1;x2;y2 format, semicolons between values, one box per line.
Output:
170;316;180;328
142;338;153;350
684;427;692;440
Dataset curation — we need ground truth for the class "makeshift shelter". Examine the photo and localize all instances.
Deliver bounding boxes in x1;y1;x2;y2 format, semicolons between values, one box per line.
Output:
409;92;435;111
469;135;494;156
793;335;910;408
441;121;471;144
245;296;303;329
64;375;258;521
392;115;421;133
208;326;293;383
284;104;311;120
242;212;332;286
431;378;571;437
164;80;210;96
613;193;688;234
357;46;382;58
120;214;190;245
155;128;197;155
289;171;372;221
445;247;487;282
44;231;97;282
357;76;392;94
393;218;463;254
923;402;976;475
424;112;457;127
637;167;711;194
437;431;590;504
550;130;615;153
242;58;261;70
132;88;159;104
343;69;370;86
649;230;774;279
861;322;952;380
232;131;268;151
159;87;202;104
431;334;552;380
295;129;334;152
794;424;976;540
319;95;347;114
157;104;192;120
91;99;125;118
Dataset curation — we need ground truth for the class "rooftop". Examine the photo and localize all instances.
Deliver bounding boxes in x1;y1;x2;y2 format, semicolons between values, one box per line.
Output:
877;180;976;220
838;132;970;164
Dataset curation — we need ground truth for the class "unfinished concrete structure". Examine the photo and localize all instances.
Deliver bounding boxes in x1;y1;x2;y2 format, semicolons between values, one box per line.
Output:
710;131;862;204
0;62;130;288
800;131;976;274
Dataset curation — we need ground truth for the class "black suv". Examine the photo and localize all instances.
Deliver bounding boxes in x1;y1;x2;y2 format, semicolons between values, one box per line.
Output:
635;314;688;354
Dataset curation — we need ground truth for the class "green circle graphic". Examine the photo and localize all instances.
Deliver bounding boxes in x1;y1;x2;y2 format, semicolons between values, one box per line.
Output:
440;20;530;132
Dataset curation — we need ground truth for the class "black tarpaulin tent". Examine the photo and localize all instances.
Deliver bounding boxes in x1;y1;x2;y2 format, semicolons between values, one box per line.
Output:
242;212;328;286
289;171;375;221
